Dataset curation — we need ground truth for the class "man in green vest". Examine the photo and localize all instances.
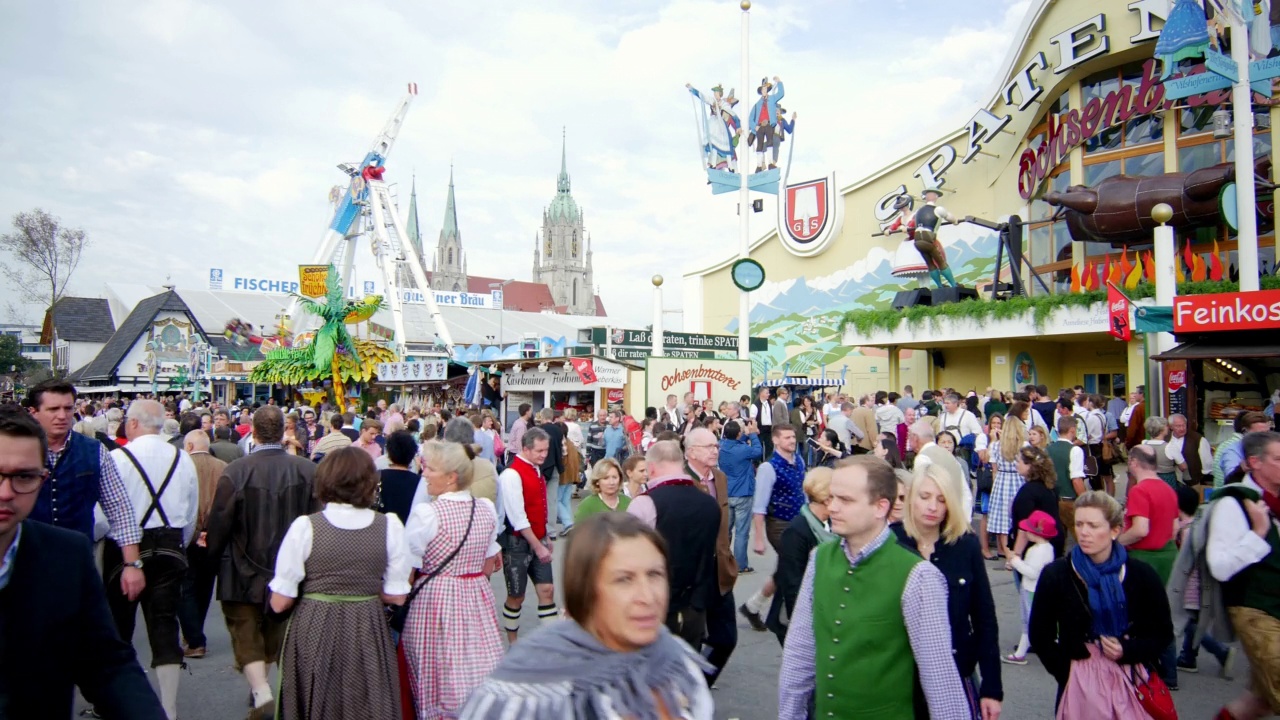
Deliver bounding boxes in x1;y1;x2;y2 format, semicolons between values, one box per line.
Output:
1048;416;1087;542
1209;432;1280;720
778;455;968;720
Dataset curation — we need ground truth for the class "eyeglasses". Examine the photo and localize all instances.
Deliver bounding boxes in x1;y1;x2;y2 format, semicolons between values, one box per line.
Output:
0;470;47;494
688;443;719;450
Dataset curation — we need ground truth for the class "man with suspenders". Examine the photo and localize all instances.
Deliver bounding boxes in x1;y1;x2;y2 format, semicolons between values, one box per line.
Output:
107;400;200;720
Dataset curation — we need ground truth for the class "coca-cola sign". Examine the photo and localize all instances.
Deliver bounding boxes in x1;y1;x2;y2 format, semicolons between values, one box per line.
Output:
1167;369;1186;392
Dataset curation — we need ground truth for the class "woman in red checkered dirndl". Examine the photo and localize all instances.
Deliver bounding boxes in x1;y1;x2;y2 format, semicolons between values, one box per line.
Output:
402;441;503;720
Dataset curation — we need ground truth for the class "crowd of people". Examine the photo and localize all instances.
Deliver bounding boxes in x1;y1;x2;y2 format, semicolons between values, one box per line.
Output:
4;377;1280;719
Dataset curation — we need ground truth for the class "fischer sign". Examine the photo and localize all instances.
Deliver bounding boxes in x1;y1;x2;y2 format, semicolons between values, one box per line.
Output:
1173;290;1280;333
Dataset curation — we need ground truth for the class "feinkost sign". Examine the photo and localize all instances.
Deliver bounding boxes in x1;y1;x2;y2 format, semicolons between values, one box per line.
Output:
1173;290;1280;333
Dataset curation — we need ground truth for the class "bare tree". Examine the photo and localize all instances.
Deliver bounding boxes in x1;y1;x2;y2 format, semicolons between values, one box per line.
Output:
0;209;89;374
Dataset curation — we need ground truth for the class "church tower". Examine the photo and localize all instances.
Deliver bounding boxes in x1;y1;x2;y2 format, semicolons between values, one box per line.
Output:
397;176;425;290
431;168;468;293
533;131;596;315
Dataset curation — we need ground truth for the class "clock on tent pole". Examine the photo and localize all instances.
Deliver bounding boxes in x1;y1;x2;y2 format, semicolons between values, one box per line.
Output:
731;258;766;292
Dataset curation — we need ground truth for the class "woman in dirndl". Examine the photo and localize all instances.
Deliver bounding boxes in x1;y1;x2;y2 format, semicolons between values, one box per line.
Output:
269;446;410;720
1029;492;1173;718
989;404;1030;561
402;440;503;720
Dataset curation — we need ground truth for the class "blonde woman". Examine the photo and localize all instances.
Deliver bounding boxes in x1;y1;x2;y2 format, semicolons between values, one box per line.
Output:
893;464;1002;719
574;458;630;522
1027;425;1048;450
403;441;503;720
988;402;1029;559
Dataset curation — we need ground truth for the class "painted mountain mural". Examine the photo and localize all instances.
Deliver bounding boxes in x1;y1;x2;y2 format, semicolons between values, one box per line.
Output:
727;226;1000;377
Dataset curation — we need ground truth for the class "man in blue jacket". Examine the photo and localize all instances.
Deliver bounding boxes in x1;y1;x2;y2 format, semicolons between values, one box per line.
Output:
719;419;762;573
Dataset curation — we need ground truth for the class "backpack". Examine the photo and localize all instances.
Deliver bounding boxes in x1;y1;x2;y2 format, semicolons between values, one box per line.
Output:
1167;485;1262;649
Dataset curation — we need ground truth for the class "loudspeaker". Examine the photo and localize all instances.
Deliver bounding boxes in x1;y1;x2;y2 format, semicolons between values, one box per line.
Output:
931;286;978;304
932;350;946;369
892;288;932;310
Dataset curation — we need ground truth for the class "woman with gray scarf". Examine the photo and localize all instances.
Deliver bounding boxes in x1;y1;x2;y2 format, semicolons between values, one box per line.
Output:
460;512;713;720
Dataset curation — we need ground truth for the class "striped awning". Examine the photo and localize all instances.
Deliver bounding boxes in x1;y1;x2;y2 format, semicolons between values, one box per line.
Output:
756;377;844;389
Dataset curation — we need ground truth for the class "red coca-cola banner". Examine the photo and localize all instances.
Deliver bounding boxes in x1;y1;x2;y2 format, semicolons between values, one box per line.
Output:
569;357;597;385
1107;283;1131;341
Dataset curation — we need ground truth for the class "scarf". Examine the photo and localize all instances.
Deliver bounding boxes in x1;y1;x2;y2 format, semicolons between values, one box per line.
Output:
801;504;836;544
459;619;710;720
1071;542;1129;639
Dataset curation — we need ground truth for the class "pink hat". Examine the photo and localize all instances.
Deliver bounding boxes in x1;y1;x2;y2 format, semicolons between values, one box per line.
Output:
1018;510;1058;540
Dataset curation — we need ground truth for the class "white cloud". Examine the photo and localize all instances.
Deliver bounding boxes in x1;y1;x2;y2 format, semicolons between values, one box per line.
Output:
0;0;1031;332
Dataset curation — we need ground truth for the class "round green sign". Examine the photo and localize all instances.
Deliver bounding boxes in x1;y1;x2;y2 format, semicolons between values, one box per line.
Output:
731;258;766;292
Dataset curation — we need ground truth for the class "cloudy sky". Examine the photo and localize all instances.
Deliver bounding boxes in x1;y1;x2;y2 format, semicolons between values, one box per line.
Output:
0;0;1030;331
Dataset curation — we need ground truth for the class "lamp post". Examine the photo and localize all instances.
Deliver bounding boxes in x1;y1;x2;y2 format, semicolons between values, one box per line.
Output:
737;0;751;361
1152;202;1176;416
1222;2;1260;291
489;279;514;356
652;275;665;357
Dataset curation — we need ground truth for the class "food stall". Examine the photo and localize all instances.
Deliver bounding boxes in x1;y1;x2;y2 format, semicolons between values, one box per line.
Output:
1152;289;1280;447
498;356;631;429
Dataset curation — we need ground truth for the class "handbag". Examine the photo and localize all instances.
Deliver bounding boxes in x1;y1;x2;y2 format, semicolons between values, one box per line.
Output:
975;463;994;494
1128;663;1178;720
387;499;476;633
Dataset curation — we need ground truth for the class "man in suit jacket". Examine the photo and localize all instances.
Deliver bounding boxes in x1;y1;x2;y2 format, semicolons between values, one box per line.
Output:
850;394;879;452
0;411;166;719
684;427;739;686
205;405;316;720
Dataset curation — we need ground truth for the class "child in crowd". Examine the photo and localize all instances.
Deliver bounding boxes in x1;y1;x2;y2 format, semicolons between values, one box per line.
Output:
1004;509;1057;665
1174;485;1236;677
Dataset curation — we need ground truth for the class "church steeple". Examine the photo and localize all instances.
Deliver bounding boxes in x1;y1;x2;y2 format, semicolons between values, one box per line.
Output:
441;166;459;242
535;129;596;316
557;127;570;193
432;166;467;293
406;175;422;260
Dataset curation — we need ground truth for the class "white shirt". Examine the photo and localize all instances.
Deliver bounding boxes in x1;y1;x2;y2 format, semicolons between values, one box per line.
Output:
822;403;841;419
404;491;501;570
1011;541;1055;593
1207;475;1276;583
1082;409;1107;445
664;406;682;426
939;408;983;438
111;434;200;543
1168;434;1213;480
751;402;773;426
268;503;411;598
1120;402;1139;425
497;455;542;534
565;421;585;447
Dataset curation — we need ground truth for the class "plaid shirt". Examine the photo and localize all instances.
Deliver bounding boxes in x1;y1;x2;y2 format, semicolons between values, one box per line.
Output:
251;443;283;454
778;526;970;720
47;441;142;548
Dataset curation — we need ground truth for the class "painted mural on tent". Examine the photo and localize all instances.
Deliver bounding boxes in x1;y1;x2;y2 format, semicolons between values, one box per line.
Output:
725;225;1001;377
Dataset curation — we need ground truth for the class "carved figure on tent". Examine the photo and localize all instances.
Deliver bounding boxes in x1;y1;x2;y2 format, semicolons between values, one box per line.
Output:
686;83;742;172
1044;157;1273;246
885;194;929;280
888;187;959;288
747;76;785;172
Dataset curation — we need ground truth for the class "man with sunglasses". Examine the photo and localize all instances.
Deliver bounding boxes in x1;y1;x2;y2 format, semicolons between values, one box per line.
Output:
0;411;166;718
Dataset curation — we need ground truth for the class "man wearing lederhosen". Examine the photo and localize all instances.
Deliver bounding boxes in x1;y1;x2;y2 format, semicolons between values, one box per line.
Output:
914;187;960;288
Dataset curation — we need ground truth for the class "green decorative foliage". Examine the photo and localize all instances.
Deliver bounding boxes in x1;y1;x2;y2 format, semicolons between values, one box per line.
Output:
838;276;1280;336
